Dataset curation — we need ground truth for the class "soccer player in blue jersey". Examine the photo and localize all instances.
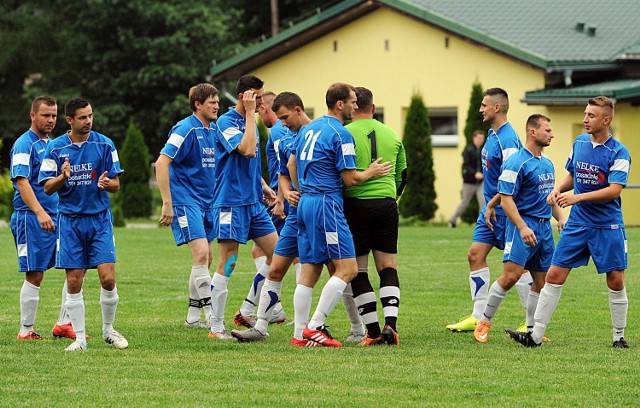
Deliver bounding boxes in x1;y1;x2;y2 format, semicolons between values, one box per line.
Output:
510;96;632;349
208;75;279;340
231;91;312;344
473;114;564;343
11;96;78;341
290;83;391;347
155;83;219;329
39;97;128;351
447;88;533;332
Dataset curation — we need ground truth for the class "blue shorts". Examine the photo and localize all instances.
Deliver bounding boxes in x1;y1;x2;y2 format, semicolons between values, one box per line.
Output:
56;210;116;269
170;205;215;246
274;207;299;258
214;202;276;244
10;211;57;272
472;209;506;250
551;223;628;273
297;194;355;264
503;216;554;272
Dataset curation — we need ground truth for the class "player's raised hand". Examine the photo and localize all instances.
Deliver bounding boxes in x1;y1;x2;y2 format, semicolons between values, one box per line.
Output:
369;157;392;178
98;171;110;189
61;157;71;180
242;90;257;114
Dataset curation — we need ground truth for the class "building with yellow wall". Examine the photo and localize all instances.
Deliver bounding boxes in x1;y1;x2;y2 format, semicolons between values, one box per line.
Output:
211;0;640;225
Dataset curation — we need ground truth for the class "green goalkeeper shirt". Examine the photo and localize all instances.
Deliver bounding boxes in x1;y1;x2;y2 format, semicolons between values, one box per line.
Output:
344;118;407;199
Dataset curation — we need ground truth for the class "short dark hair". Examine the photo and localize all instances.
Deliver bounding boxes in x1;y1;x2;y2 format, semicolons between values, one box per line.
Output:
325;83;355;109
236;74;264;95
65;97;90;118
189;83;219;112
31;96;56;113
526;114;551;130
483;87;509;113
354;87;373;111
273;91;304;112
588;96;614;117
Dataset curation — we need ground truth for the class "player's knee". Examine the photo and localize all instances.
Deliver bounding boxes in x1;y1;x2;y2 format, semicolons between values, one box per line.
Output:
25;271;44;287
101;278;116;291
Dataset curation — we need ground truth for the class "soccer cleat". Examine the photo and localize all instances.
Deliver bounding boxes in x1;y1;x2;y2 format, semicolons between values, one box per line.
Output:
64;340;88;351
446;315;477;332
302;325;343;348
358;335;386;346
233;310;256;328
613;338;629;349
474;320;491;343
505;328;541;348
103;329;129;349
184;319;210;329
52;322;90;340
345;330;366;343
231;327;268;342
381;325;400;346
291;337;321;347
515;322;528;333
208;329;234;340
17;330;44;341
269;306;287;325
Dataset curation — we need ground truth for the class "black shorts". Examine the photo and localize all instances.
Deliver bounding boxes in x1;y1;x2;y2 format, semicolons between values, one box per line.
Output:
343;197;398;256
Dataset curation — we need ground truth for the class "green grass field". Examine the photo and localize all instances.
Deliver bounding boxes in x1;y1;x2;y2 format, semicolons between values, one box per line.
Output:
1;224;638;406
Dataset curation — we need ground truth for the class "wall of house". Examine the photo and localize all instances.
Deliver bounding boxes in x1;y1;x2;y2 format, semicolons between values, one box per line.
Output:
251;7;635;224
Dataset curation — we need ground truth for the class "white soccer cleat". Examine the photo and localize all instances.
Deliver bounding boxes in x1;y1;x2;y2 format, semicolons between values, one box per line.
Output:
184;319;210;329
345;329;366;343
64;339;89;351
103;329;129;349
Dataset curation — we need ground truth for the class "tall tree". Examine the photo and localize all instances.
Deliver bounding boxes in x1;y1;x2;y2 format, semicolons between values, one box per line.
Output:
399;93;437;221
119;118;152;218
460;81;491;224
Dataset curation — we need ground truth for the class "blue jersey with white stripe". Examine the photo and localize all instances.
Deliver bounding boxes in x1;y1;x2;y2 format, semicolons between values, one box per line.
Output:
213;108;262;207
278;132;297;181
482;121;522;215
266;120;289;191
38;131;123;215
10;129;58;214
295;115;356;200
498;148;555;219
160;114;216;208
565;134;631;227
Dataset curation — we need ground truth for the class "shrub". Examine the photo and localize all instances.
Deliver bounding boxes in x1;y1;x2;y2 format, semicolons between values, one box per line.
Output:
119;118;152;218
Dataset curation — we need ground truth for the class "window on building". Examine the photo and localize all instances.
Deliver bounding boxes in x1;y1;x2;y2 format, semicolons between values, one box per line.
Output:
429;108;458;147
373;107;384;123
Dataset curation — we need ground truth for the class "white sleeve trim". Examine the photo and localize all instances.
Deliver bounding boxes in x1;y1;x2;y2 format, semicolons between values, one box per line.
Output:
342;143;355;157
502;147;519;161
41;159;58;172
610;159;630;173
498;169;518;183
12;153;30;167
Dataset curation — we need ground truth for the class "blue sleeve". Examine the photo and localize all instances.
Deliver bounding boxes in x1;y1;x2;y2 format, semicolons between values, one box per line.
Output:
216;115;244;153
609;145;631;186
10;137;32;181
334;128;356;172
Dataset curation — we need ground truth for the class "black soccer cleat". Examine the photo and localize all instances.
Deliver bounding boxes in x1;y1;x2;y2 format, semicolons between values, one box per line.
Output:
505;328;541;348
613;338;629;349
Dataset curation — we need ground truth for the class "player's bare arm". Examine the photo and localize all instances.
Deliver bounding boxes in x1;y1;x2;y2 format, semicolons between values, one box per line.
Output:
557;182;623;208
236;90;258;158
501;193;537;247
15;177;54;232
98;172;120;193
341;157;391;186
155;154;174;226
44;157;70;195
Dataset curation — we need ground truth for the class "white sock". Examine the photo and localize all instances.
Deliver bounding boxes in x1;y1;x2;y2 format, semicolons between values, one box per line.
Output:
308;276;347;329
254;255;267;271
342;284;364;333
240;262;269;316
482;281;508;322
58;280;71;324
470;267;490;320
293;284;313;340
526;291;540;330
100;286;119;333
255;279;282;334
210;273;229;333
65;292;86;343
609;287;628;342
532;283;563;344
294;262;301;284
188;265;211;323
515;271;533;309
20;281;40;336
